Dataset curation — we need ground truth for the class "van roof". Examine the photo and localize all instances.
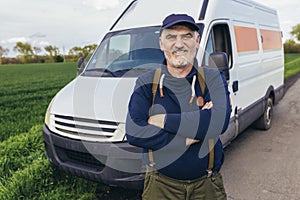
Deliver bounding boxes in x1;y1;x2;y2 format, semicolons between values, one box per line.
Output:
112;0;204;31
111;0;279;32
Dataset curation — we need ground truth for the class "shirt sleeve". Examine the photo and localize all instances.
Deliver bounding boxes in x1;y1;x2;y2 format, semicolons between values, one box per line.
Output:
164;70;231;141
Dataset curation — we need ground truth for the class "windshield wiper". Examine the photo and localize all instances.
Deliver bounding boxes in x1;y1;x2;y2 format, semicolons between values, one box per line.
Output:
84;67;154;77
84;68;116;77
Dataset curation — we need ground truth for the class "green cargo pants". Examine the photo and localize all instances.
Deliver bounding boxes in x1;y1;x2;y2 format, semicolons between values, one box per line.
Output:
142;168;227;200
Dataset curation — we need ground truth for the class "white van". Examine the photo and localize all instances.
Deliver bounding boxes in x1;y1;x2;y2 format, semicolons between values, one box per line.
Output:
43;0;284;189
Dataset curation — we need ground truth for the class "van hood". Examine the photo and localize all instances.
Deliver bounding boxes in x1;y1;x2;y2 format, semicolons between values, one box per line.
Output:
51;76;137;123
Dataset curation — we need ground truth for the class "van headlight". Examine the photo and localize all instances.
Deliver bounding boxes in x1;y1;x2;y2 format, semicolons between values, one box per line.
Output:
45;97;55;126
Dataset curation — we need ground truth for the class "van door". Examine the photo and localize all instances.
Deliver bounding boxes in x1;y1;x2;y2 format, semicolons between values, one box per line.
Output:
201;21;237;142
201;21;236;112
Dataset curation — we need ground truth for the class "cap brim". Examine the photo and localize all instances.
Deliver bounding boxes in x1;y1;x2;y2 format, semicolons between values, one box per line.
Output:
161;20;199;31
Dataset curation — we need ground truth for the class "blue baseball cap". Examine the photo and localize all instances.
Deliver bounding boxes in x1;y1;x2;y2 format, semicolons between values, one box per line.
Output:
161;14;199;31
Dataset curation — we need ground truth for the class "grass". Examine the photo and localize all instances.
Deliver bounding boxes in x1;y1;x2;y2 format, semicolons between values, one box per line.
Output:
0;54;300;199
0;125;95;199
0;62;102;199
0;62;77;141
284;53;300;78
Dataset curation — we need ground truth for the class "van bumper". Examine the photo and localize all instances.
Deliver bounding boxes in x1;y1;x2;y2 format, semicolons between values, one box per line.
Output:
42;124;144;190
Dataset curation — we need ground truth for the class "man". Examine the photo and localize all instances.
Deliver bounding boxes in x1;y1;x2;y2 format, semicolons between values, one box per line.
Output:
126;13;231;200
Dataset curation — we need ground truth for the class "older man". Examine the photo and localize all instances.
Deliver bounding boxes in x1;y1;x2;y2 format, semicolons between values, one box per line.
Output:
126;13;231;200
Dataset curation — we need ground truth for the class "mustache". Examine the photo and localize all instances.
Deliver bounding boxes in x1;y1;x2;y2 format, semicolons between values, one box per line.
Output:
172;48;188;54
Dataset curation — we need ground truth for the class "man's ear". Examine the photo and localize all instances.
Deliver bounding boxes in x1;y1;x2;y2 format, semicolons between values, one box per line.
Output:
159;37;164;51
196;34;201;48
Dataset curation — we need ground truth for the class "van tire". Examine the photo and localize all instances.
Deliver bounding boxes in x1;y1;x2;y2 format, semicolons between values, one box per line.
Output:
254;97;273;130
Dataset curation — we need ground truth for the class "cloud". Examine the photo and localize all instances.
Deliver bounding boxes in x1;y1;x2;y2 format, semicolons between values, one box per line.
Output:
37;41;50;46
0;34;50;46
82;0;120;10
30;33;47;39
0;37;29;44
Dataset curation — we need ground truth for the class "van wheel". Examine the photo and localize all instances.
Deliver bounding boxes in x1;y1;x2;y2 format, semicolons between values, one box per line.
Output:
254;97;273;130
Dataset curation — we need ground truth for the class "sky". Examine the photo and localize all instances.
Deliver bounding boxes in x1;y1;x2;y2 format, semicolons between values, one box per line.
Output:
0;0;299;57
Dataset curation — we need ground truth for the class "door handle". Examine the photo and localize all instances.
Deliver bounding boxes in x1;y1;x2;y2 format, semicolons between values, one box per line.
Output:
232;81;239;93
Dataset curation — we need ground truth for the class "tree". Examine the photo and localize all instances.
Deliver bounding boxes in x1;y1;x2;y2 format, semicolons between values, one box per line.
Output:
0;46;9;64
44;45;61;62
68;44;97;61
13;42;34;56
68;46;83;57
33;46;42;55
291;24;300;42
13;42;34;63
284;39;300;53
0;46;9;57
82;44;97;57
44;45;59;57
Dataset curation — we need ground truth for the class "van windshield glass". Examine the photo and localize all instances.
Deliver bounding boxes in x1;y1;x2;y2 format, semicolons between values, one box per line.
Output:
83;25;203;77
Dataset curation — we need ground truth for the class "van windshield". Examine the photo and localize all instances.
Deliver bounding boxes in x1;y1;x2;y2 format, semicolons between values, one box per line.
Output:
83;25;203;77
83;26;164;77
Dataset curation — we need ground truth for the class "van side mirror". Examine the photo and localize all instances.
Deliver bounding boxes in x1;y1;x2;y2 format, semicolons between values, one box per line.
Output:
77;57;85;75
208;52;229;80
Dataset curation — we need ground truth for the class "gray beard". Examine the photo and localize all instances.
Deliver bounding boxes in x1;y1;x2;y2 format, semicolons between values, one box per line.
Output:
164;52;191;68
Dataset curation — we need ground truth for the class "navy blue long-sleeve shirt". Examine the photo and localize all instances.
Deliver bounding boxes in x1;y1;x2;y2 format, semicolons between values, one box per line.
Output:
126;62;231;180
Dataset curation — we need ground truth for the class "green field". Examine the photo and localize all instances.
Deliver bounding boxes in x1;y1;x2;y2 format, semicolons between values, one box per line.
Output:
284;53;300;78
0;63;102;199
1;54;300;199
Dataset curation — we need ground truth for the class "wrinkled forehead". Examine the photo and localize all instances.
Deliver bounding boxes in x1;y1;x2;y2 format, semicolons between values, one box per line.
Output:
160;25;195;36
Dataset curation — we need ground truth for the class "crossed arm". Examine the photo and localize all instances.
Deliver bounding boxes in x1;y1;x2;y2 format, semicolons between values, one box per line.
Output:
126;69;230;150
148;101;213;146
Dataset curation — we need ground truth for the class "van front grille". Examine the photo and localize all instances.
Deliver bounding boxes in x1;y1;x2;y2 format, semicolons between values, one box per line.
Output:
54;114;119;139
55;146;106;170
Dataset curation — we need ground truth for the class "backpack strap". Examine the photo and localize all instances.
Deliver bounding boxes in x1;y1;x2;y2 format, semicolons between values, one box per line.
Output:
151;68;161;106
198;67;215;175
148;68;161;167
197;66;206;95
207;138;215;177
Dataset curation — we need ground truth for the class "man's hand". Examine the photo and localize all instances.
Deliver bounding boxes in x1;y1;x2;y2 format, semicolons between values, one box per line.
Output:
185;102;212;146
186;138;200;146
148;102;212;145
202;101;213;110
148;114;166;129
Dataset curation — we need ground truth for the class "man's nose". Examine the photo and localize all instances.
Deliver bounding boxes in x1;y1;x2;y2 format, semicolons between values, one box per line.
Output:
174;38;184;48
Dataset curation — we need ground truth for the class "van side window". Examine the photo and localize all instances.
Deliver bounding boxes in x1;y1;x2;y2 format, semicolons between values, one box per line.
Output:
203;34;214;66
202;24;233;69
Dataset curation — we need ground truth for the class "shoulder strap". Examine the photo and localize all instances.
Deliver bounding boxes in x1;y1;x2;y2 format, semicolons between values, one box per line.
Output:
152;68;161;105
150;68;161;116
207;139;215;176
148;68;161;167
198;67;215;175
198;66;206;95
